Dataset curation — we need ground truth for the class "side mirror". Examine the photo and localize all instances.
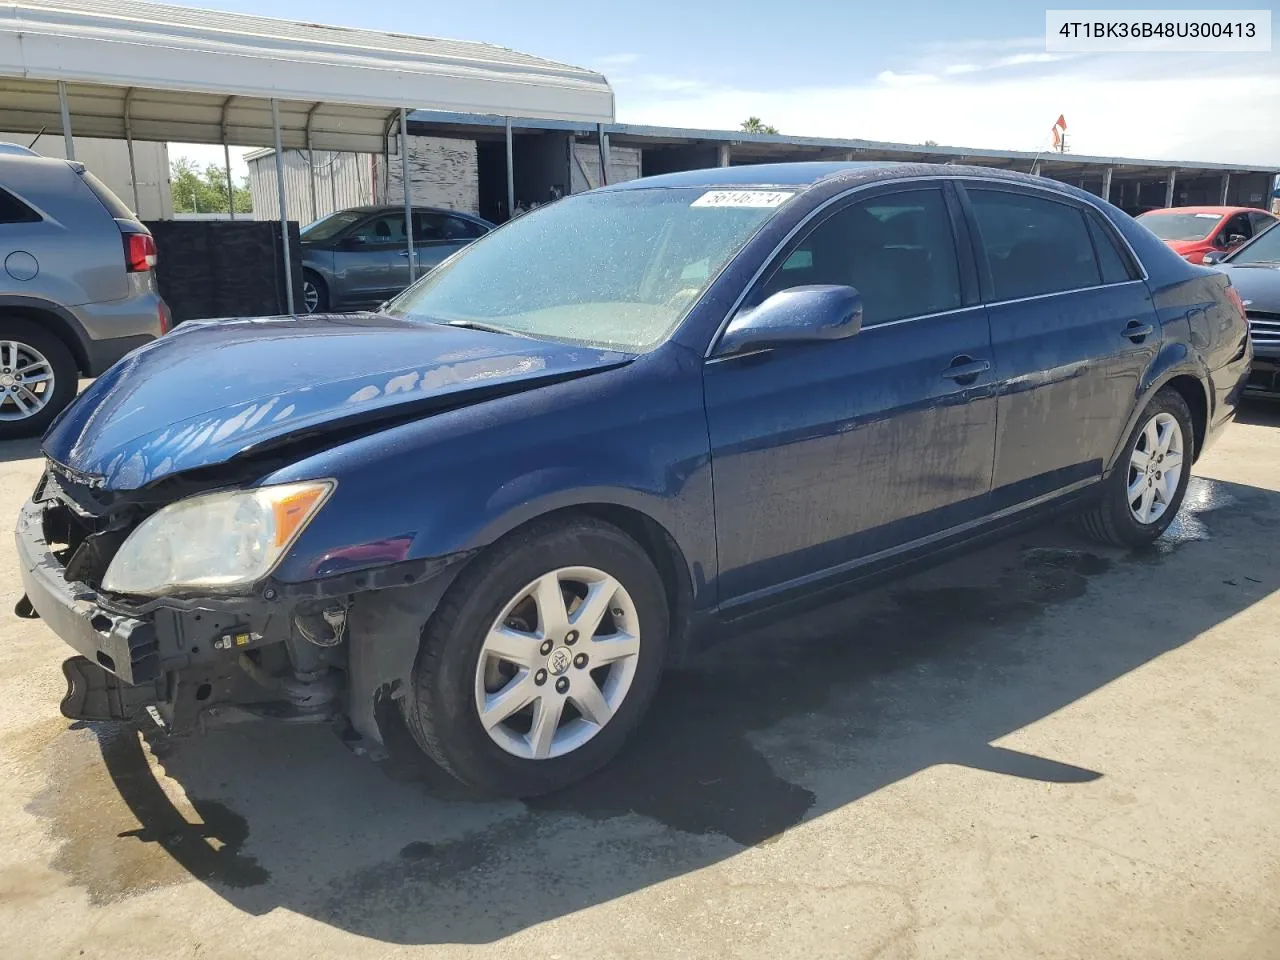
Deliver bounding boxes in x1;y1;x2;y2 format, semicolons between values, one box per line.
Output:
717;285;863;356
1201;250;1227;266
339;236;370;251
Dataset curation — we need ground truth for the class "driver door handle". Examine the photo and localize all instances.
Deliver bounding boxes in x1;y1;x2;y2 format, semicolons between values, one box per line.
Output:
1123;320;1154;343
941;356;990;385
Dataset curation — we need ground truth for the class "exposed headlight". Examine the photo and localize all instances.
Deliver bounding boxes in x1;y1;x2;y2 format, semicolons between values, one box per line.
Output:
102;481;334;597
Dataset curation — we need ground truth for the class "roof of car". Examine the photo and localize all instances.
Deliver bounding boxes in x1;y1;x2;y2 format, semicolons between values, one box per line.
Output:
1139;206;1271;217
339;204;491;223
599;161;1078;194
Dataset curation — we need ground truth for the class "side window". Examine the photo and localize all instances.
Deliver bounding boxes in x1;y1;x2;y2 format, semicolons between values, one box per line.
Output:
1222;213;1251;243
446;216;486;239
416;212;485;242
0;187;40;224
349;213;405;245
1085;214;1138;285
1250;212;1277;236
755;187;963;327
968;189;1101;300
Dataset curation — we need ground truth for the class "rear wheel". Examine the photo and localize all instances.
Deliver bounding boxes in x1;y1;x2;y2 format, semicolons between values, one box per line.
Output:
1079;387;1193;547
0;319;77;440
400;516;669;797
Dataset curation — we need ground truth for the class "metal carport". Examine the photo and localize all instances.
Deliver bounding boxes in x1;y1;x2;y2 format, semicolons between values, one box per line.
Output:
0;0;614;311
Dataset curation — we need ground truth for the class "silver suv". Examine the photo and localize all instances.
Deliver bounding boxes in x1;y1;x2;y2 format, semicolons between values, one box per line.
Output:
0;144;169;438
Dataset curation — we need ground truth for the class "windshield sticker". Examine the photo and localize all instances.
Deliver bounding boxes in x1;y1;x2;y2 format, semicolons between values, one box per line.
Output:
692;190;794;208
1194;213;1221;218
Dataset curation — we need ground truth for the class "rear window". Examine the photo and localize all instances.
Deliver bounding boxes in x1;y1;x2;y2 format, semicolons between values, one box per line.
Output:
79;170;137;221
0;186;40;224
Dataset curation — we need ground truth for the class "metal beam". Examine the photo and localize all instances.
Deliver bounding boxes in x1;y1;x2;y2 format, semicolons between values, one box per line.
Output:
505;116;515;220
123;87;140;213
1220;173;1231;205
305;103;321;222
220;96;236;220
399;108;416;283
56;80;74;161
270;98;295;314
718;143;731;167
1165;170;1176;208
1101;166;1113;203
597;123;610;186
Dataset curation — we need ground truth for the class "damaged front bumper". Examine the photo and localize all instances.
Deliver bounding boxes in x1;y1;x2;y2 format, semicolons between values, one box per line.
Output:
15;494;468;753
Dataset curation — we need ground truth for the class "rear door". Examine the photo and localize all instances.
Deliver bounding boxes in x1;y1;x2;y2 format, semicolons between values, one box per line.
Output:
704;183;997;604
960;182;1158;507
414;211;487;272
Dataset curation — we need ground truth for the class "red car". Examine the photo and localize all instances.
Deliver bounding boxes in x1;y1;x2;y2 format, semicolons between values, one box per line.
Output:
1137;205;1279;264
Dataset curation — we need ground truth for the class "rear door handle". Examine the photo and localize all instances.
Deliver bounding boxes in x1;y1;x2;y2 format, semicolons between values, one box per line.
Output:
941;356;991;385
1123;320;1155;342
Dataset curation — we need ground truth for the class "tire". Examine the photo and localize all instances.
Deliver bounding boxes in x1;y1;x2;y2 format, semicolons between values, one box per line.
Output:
400;516;670;798
0;319;78;440
1079;387;1194;547
301;271;328;314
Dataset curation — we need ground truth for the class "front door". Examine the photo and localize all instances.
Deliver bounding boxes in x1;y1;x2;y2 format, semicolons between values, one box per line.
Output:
704;184;998;606
334;211;407;308
960;183;1159;506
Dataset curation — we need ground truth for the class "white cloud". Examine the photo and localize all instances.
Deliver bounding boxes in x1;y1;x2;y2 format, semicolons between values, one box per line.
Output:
613;55;1280;166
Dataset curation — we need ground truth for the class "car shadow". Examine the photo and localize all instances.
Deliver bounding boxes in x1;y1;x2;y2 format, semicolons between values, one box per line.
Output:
1234;398;1280;427
26;476;1280;944
0;437;43;464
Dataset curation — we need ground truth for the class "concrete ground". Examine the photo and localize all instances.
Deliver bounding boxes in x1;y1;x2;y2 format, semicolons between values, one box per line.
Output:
2;407;1280;960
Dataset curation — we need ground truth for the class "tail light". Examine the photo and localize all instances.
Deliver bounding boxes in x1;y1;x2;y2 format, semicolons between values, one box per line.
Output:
1225;284;1247;319
124;232;157;272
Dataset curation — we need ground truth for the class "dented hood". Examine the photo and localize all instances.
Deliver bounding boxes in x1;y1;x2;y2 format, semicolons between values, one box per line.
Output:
43;313;632;490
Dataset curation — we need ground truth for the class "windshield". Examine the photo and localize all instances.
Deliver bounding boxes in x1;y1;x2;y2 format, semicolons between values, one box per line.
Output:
384;187;792;352
301;210;366;241
1139;211;1223;242
1228;221;1280;264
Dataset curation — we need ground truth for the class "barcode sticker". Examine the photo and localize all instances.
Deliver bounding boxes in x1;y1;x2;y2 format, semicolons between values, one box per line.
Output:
691;190;794;208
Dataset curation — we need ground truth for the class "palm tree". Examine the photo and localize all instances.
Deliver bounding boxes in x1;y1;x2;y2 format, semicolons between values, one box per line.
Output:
741;117;779;135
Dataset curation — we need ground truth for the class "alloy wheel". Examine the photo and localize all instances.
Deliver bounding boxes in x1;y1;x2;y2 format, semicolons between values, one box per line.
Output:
1127;411;1183;525
473;566;641;760
0;340;55;422
302;279;320;313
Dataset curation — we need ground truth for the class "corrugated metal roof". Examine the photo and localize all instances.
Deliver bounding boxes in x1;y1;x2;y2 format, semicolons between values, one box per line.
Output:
0;0;614;151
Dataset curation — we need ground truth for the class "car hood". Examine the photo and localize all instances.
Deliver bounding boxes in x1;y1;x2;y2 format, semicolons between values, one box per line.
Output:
1219;262;1280;309
1162;239;1207;254
43;313;633;490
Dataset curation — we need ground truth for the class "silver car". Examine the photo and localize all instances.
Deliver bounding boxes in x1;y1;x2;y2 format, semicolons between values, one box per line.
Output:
0;144;169;438
299;205;493;313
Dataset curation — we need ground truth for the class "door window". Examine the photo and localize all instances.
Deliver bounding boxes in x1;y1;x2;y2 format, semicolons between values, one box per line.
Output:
1248;212;1275;236
415;211;487;242
968;189;1102;300
754;187;963;326
1219;213;1252;246
349;213;406;245
0;186;40;224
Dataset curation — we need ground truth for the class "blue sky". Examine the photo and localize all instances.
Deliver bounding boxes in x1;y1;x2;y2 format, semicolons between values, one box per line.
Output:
172;0;1280;173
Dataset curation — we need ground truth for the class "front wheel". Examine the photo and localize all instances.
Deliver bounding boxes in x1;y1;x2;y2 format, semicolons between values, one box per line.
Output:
1079;387;1194;547
301;271;327;314
400;516;670;797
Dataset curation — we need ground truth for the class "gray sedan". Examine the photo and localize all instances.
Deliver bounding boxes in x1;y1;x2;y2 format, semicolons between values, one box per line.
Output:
299;205;493;313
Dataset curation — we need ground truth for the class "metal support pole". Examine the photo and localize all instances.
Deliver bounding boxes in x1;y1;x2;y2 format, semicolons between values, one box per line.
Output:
1165;170;1176;208
123;88;140;214
1220;173;1231;205
305;104;320;222
270;99;295;314
596;123;610;186
399;109;416;283
504;117;515;220
1101;166;1113;203
223;142;235;220
57;81;74;161
718;143;731;167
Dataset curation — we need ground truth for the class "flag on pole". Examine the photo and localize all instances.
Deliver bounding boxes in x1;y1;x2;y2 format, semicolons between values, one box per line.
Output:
1055;114;1067;131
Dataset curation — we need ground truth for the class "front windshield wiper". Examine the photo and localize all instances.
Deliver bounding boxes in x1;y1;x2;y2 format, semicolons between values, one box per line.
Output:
446;319;518;337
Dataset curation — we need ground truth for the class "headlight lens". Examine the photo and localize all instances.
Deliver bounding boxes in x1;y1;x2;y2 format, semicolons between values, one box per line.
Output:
102;480;334;596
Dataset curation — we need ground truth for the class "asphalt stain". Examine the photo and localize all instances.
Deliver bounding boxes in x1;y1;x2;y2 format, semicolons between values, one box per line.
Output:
28;724;269;904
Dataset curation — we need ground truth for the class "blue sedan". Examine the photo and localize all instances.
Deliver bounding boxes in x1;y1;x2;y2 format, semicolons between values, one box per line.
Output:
17;162;1250;797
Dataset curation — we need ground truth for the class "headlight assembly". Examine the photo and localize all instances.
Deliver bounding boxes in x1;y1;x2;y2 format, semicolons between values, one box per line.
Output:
101;480;334;596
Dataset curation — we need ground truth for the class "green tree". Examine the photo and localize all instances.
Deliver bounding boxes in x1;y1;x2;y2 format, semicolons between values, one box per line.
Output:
170;158;252;214
740;117;779;135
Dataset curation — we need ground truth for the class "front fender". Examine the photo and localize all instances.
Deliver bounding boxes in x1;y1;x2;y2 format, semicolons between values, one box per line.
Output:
265;345;717;605
1104;340;1209;474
